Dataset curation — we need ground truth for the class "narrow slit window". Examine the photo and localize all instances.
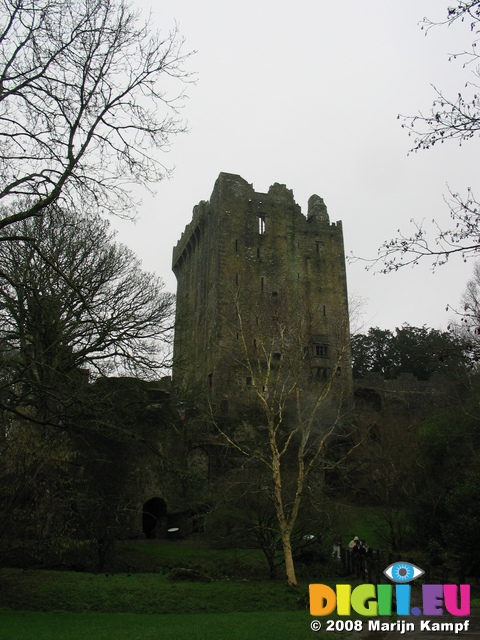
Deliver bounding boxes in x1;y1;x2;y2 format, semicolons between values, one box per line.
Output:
261;277;264;291
259;215;266;235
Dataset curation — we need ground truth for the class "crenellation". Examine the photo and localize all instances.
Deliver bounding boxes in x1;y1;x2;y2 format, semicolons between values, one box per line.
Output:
172;200;210;270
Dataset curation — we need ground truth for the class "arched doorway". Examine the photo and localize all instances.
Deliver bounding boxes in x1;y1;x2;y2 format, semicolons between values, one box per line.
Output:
142;497;167;539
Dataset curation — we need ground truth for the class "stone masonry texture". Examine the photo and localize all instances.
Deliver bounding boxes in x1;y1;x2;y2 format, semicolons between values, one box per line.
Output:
172;172;352;414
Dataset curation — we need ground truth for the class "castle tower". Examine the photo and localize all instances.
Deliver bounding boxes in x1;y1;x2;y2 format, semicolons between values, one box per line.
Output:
172;173;352;416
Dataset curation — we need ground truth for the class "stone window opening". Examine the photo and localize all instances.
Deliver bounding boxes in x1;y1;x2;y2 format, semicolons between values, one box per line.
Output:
246;376;252;386
259;214;266;235
315;344;328;357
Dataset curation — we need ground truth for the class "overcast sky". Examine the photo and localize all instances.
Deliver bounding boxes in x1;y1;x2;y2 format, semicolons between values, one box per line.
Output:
114;0;479;333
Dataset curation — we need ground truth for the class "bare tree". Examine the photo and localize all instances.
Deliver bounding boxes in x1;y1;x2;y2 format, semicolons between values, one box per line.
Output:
210;291;354;587
0;206;175;427
448;260;480;364
0;0;192;237
348;291;369;336
369;188;480;271
401;2;480;153
359;2;480;271
210;463;332;581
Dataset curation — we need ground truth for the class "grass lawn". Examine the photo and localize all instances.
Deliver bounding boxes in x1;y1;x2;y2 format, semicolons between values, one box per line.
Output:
0;609;317;640
113;540;270;578
0;569;306;614
0;565;320;638
2;539;478;639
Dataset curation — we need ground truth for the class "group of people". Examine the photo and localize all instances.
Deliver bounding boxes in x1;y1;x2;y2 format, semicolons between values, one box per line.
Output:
331;534;375;580
348;536;373;579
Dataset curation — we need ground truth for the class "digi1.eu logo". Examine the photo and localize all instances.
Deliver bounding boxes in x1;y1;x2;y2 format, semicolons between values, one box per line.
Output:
309;560;470;617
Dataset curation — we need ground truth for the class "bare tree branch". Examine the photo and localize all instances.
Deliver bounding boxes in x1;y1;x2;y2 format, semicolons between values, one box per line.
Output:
0;0;194;236
367;2;480;271
350;186;480;272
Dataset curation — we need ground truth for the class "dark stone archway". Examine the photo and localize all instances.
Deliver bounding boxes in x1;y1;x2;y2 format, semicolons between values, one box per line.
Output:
142;497;167;539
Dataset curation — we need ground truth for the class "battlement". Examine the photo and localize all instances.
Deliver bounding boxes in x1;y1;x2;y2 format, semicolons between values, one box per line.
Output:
172;173;341;276
172;200;208;275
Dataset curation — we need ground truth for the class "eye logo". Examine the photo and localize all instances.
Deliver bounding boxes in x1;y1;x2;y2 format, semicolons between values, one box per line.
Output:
384;562;424;583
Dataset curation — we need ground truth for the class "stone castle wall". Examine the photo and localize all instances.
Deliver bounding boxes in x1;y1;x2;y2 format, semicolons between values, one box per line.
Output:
172;172;352;416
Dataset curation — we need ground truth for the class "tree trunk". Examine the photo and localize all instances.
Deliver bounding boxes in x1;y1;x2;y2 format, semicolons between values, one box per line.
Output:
282;531;297;587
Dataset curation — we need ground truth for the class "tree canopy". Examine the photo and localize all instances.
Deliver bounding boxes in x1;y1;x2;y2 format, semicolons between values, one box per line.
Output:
0;206;174;428
0;206;175;563
351;324;466;380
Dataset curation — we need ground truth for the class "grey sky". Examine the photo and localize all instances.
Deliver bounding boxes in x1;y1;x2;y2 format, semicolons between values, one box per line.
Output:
114;0;479;332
